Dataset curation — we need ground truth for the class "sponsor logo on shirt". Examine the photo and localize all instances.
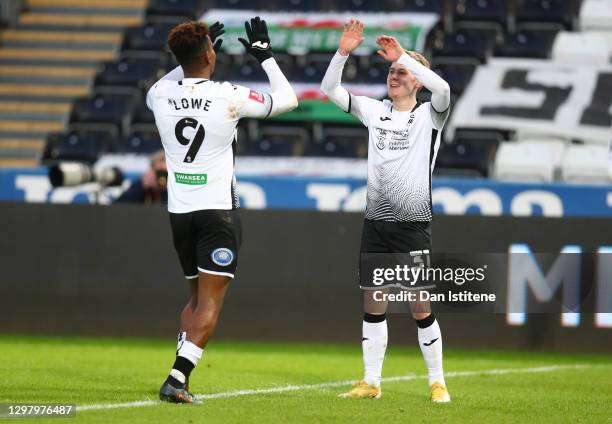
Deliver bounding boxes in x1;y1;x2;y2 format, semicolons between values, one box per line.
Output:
374;127;411;151
175;172;208;185
248;90;264;103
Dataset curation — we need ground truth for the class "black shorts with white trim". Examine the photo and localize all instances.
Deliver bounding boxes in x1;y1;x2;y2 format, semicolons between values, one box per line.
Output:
359;219;432;289
169;209;242;279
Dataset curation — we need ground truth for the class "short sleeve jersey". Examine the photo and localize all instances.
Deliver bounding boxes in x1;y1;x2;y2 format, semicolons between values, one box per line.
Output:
146;78;272;213
349;95;449;222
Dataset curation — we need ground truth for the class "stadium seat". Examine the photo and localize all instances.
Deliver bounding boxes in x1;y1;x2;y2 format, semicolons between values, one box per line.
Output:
267;53;295;78
255;0;320;11
454;20;505;43
338;0;381;10
515;0;577;30
121;23;173;53
433;29;493;63
354;57;390;84
452;128;511;145
402;0;444;13
212;0;259;8
561;144;610;183
493;141;559;182
494;29;558;58
551;31;610;65
42;130;114;164
306;126;368;158
146;0;205;23
129;102;156;134
94;59;160;93
294;55;333;83
118;132;163;154
211;53;234;81
520;137;567;176
454;0;507;27
436;136;499;177
246;126;309;156
579;0;612;30
69;95;135;137
226;56;269;82
432;60;477;96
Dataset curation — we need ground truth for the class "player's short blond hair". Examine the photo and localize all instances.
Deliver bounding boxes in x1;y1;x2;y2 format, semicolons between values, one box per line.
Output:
404;50;430;69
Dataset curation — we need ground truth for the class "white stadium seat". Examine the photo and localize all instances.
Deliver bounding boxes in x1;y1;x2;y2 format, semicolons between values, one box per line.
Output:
561;144;611;184
494;141;561;182
551;31;609;65
519;138;567;175
580;0;612;31
584;30;612;62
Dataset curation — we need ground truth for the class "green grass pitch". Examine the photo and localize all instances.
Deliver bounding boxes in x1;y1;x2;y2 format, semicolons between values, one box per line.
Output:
0;335;610;423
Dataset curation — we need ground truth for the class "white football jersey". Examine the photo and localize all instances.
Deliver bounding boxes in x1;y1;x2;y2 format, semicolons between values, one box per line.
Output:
146;77;273;213
349;95;449;222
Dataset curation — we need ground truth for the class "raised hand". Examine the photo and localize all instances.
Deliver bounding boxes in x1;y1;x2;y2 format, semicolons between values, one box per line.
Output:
209;21;225;53
238;16;273;63
376;35;404;62
338;19;364;56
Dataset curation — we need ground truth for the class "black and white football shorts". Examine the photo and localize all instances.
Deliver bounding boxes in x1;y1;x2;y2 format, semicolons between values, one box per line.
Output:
359;219;432;290
169;209;242;279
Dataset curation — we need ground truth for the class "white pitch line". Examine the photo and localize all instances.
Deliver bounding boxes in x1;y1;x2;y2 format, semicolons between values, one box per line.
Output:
77;364;590;412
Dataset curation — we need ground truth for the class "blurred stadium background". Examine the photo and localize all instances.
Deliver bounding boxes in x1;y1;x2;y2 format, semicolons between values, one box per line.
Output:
0;0;610;421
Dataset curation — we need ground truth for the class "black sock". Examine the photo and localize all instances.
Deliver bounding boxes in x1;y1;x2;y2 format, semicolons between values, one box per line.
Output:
166;356;195;388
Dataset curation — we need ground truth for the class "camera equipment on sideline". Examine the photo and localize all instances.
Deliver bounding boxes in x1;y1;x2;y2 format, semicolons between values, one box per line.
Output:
48;162;124;188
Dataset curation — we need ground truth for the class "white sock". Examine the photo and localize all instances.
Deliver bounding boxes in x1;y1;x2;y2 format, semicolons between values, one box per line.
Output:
176;331;187;353
177;340;203;367
362;315;388;388
417;316;445;387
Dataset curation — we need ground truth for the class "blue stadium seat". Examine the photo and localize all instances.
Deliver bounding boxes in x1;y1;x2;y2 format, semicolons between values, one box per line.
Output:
245;126;309;156
42;131;114;164
212;0;255;8
294;54;332;83
354;58;389;84
434;141;494;178
118;132;163;154
146;0;205;22
216;53;292;82
279;0;320;11
433;62;477;96
494;29;558;58
433;29;493;62
454;0;507;26
129;102;156;133
210;52;233;80
70;95;134;136
226;57;269;82
122;23;173;53
402;0;444;13
339;0;381;10
515;0;577;29
306;126;368;158
94;59;160;90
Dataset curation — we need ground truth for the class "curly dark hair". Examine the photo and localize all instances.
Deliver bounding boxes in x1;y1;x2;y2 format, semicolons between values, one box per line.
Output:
167;21;210;67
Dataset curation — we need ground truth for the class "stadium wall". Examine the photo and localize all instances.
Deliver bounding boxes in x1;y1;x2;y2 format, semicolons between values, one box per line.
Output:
1;167;610;217
0;203;610;352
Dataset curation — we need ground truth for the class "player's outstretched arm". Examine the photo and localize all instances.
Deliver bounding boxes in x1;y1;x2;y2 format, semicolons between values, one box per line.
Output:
320;19;364;113
238;16;297;117
376;35;450;115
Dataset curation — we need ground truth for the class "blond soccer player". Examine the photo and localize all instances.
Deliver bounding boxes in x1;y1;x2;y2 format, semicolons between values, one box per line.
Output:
321;20;451;403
